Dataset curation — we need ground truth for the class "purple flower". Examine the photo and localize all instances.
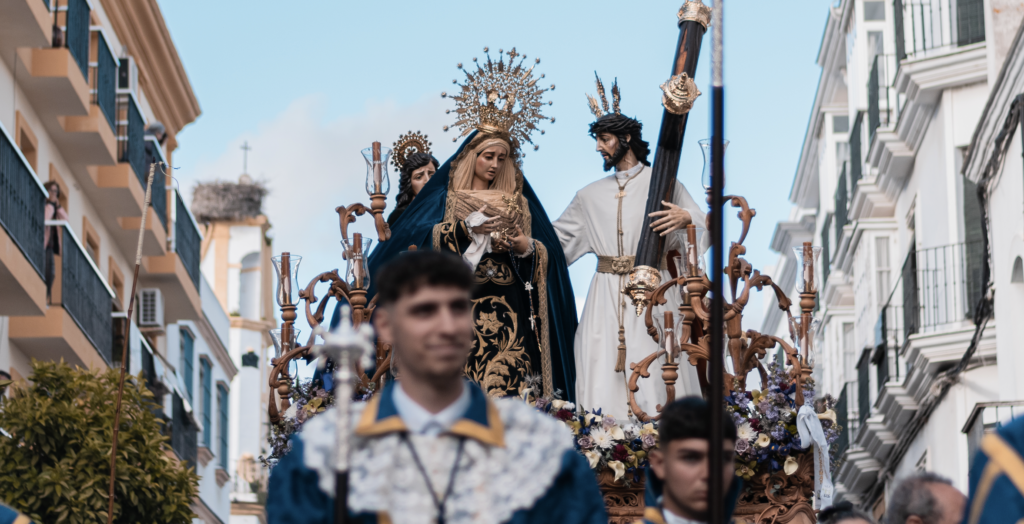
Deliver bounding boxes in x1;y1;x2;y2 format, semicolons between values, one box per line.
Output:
641;434;657;450
577;435;595;449
316;389;328;399
735;438;750;454
535;398;550;410
296;409;308;423
771;424;787;440
602;415;617;429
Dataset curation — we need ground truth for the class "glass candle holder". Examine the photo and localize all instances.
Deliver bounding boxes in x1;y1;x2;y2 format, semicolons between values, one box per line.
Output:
362;142;392;196
699;138;730;191
342;234;373;290
272;254;302;307
792;242;823;295
788;316;821;367
269;327;302;358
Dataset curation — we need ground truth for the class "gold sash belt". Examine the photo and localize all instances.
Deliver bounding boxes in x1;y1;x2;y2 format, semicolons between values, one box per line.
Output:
596;255;635;275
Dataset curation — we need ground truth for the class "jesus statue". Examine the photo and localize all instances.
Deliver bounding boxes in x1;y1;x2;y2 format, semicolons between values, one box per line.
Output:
553;75;705;420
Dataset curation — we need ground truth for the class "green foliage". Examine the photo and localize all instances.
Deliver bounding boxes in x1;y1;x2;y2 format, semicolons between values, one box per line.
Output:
0;360;198;524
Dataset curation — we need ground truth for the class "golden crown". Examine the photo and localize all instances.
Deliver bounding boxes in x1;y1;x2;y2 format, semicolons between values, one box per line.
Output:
391;130;432;172
587;72;621;119
441;47;555;151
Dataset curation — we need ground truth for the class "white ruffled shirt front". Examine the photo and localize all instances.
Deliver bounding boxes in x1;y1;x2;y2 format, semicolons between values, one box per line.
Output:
392;382;471;436
299;394;574;524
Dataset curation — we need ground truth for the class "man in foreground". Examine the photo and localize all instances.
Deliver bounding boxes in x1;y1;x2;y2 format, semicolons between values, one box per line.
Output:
266;250;606;524
640;397;740;524
885;472;965;524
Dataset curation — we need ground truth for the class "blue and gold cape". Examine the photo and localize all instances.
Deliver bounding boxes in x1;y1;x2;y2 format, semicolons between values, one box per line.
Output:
965;415;1024;524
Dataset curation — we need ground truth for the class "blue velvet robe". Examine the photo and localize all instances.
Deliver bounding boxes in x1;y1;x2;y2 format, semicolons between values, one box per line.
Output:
963;415;1024;524
331;131;578;401
0;503;32;524
266;381;607;524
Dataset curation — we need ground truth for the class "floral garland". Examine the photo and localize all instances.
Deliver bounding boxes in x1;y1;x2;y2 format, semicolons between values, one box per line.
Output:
727;361;841;481
531;398;657;486
262;362;842;490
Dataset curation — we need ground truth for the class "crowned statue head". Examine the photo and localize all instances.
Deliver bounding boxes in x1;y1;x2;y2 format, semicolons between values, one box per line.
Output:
442;47;554;195
587;73;651;172
391;131;439;210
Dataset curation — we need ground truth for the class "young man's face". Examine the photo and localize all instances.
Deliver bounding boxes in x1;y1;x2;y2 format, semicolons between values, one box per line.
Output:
374;284;473;383
649;437;736;521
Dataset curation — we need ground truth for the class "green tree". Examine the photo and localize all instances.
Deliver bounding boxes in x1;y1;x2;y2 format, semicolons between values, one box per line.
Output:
0;360;198;524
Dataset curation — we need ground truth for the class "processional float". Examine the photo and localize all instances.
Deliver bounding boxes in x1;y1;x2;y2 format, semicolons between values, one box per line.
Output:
262;2;840;523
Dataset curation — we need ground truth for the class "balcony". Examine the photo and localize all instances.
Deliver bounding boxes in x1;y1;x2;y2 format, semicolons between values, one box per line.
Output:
144;137;168;228
12;0;91;120
141;190;203;323
0;0;52;70
894;0;985;63
0;121;48;316
53;29;118;166
900;241;985;340
85;92;167;259
10;222;114;368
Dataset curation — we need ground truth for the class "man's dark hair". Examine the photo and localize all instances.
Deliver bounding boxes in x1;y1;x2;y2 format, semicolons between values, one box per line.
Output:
376;250;473;307
588;113;651;171
394;152;440;211
886;472;954;524
819;501;876;524
658;396;737;445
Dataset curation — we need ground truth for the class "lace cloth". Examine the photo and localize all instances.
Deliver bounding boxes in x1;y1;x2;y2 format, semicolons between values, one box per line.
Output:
300;398;573;524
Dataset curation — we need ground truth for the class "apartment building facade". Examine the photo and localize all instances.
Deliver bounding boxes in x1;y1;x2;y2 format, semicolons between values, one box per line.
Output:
0;0;236;521
763;0;1024;514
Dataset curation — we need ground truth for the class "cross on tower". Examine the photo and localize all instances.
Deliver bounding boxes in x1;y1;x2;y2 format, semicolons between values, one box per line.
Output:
241;141;252;174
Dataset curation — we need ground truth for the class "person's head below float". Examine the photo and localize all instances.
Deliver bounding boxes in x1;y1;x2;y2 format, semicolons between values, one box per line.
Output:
372;250;474;412
817;501;877;524
648;396;738;523
885;472;965;524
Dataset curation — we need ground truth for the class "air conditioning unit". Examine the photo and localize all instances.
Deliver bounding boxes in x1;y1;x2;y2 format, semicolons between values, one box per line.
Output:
139;288;164;327
117;56;138;95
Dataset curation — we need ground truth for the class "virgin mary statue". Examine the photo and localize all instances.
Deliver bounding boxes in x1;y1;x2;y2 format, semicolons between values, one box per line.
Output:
366;48;577;401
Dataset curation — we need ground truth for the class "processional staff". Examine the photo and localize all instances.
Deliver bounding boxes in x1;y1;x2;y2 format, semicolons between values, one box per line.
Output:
622;0;710;316
312;307;375;524
708;0;726;523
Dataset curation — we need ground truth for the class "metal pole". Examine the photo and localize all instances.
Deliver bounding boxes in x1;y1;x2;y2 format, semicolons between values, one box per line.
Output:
708;1;725;523
106;162;158;524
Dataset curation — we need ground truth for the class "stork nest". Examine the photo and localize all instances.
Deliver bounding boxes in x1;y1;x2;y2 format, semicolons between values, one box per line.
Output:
191;178;267;223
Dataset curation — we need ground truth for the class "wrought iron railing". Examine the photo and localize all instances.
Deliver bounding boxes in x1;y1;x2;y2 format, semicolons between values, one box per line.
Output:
0;124;46;277
880;241;985;352
144;137;167;227
116;93;146;189
833;381;859;466
56;224;113;365
175;192;201;290
63;0;90;78
171;392;198;468
834;163;848;244
89;30;117;130
894;0;985;62
849;111;863;187
868;54;901;141
822;213;832;286
858;350;872;427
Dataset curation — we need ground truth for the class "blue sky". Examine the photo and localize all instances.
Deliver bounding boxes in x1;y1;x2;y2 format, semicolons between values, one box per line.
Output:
159;0;832;343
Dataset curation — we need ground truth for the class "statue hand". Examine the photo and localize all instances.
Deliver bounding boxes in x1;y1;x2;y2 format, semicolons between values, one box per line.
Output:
500;226;532;255
470;206;499;235
649;201;691;236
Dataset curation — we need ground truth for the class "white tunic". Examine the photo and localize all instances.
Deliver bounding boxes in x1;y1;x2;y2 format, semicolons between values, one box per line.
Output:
553;165;706;420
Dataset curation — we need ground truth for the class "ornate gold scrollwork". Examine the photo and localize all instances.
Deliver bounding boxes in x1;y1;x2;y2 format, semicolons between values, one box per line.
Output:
660;72;701;116
677;0;713;28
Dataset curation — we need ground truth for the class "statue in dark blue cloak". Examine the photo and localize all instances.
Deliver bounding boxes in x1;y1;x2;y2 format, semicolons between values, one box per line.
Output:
354;48;577;402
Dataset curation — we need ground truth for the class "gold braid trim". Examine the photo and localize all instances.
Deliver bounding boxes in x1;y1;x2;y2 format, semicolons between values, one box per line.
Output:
533;241;553;398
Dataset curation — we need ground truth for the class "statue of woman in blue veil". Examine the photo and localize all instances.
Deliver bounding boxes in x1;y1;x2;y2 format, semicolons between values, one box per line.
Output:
363;48;577;401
